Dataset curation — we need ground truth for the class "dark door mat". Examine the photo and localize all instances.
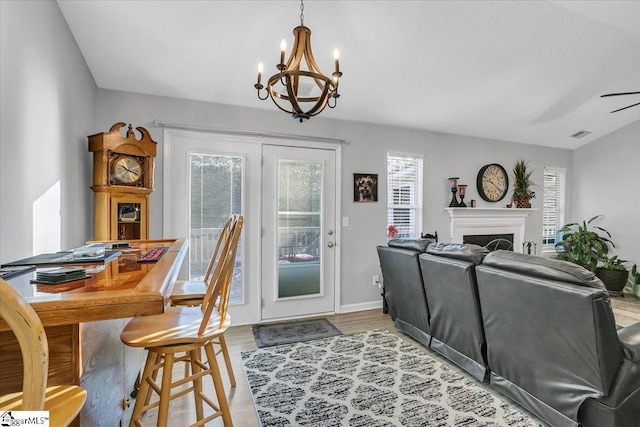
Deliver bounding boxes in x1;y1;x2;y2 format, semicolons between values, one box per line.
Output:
252;318;342;348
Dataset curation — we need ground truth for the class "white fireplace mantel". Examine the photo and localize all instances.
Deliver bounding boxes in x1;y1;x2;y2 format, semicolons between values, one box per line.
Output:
445;207;537;253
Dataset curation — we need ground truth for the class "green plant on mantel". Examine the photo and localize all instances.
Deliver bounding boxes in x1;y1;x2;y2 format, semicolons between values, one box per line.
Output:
512;159;536;208
555;215;613;271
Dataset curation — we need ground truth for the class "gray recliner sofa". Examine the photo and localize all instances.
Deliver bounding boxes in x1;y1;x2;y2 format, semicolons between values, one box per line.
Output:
475;250;640;427
418;243;490;381
376;238;435;347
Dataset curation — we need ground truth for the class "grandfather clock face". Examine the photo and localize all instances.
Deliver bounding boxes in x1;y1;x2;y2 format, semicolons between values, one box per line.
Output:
109;154;146;187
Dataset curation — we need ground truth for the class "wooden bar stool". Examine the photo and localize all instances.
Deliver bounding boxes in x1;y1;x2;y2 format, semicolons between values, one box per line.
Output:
169;215;236;385
121;216;243;427
0;279;87;427
170;215;233;306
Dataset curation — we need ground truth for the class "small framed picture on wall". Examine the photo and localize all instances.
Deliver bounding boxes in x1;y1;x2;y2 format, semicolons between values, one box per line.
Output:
353;173;378;202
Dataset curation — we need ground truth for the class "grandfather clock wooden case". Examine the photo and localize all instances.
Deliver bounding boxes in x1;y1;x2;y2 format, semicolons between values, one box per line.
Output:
89;122;157;241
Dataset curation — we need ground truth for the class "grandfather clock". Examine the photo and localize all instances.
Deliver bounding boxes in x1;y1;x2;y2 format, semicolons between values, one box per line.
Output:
89;122;157;241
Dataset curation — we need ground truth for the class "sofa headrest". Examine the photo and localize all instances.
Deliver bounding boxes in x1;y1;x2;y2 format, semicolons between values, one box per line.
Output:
425;243;489;265
482;250;606;290
387;238;435;252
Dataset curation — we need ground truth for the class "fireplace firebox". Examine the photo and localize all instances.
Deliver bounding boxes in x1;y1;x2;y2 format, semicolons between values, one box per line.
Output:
464;233;514;251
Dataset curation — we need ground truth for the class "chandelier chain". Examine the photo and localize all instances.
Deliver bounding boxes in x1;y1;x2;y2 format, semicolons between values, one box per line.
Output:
300;0;304;26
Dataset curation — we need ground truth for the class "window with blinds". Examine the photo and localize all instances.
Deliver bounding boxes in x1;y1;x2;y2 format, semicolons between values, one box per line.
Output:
387;153;423;238
542;167;566;249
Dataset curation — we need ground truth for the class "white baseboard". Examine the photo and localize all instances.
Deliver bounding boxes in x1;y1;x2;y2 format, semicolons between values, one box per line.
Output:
339;300;383;313
232;301;384;326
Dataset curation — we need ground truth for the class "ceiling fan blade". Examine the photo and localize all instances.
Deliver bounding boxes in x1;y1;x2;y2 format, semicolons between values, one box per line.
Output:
601;91;640;97
610;102;640;113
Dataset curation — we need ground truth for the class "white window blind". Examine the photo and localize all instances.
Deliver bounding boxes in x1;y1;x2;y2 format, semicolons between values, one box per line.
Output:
387;153;423;238
542;167;566;249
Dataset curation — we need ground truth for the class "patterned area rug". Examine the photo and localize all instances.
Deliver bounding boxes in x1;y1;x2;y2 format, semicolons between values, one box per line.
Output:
252;318;343;348
242;329;543;426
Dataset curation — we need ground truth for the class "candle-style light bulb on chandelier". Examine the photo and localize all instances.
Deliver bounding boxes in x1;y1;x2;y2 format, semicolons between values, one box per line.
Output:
254;0;342;122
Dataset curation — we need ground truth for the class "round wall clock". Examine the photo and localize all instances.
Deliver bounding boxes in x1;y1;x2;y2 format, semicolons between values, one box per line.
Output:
111;155;144;185
476;163;509;202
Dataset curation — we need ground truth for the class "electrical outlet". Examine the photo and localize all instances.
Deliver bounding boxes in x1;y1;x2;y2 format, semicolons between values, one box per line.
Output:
372;274;380;286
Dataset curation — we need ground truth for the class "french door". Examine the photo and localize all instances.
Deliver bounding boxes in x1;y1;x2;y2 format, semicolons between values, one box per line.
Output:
261;145;337;320
164;129;339;324
163;130;261;323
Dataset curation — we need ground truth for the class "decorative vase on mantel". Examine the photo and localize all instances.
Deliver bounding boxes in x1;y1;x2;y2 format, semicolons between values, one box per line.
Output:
515;196;532;208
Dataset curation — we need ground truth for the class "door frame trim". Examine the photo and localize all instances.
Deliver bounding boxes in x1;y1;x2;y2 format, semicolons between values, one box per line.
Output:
163;128;342;322
154;119;347;144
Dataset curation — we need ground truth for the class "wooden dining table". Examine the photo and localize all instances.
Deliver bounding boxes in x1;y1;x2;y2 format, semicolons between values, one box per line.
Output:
0;238;188;427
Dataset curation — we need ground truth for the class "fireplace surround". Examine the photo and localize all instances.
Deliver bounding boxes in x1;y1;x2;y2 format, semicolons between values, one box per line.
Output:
445;207;536;253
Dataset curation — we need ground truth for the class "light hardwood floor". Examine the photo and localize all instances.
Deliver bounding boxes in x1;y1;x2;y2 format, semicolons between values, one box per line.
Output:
135;295;640;426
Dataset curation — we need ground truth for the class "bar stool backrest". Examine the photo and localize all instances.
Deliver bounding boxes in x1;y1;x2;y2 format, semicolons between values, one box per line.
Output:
199;215;243;335
0;278;48;410
201;216;234;284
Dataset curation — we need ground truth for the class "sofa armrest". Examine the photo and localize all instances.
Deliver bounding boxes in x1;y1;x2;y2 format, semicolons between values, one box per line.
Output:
618;322;640;362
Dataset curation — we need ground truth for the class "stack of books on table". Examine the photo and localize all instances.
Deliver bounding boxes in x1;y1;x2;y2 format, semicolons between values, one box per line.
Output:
35;267;88;284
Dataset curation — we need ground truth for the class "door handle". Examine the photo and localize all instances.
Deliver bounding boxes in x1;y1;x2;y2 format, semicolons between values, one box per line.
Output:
327;241;335;248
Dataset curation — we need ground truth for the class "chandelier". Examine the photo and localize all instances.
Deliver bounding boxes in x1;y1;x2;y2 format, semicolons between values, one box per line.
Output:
254;0;342;122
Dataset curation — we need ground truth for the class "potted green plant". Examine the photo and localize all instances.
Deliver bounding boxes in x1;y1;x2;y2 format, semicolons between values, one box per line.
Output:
555;215;613;271
629;264;640;298
595;255;629;295
511;159;536;208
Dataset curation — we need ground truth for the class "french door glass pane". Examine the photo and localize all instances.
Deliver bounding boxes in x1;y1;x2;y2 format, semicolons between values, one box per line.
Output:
190;154;243;303
277;159;322;298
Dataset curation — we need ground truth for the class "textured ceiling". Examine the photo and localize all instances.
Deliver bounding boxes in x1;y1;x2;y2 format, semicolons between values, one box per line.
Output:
57;0;640;149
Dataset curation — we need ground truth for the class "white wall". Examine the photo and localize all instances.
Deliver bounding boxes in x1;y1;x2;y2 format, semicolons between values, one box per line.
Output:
573;119;640;268
0;0;96;264
0;0;578;310
96;89;573;308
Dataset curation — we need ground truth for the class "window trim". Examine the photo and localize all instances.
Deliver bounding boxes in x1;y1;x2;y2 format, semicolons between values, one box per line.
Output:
386;152;424;239
542;166;566;254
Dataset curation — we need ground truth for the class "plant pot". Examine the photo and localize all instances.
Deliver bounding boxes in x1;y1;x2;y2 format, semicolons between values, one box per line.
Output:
595;268;628;295
515;196;531;208
635;283;640;299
